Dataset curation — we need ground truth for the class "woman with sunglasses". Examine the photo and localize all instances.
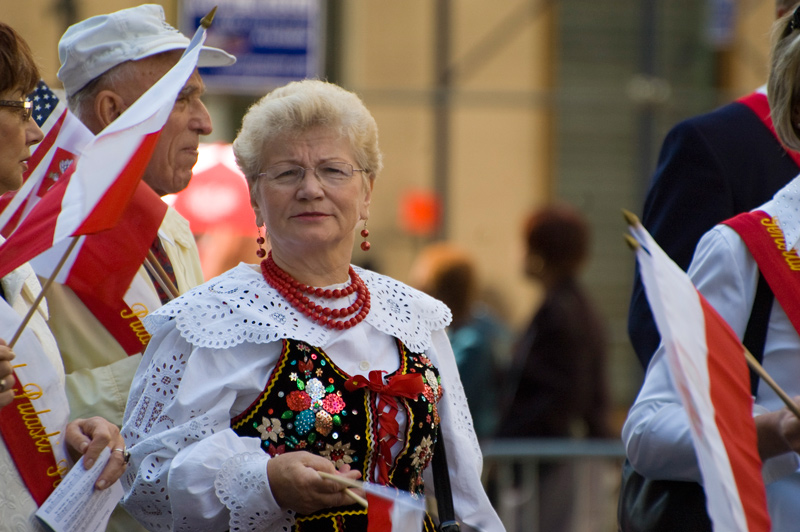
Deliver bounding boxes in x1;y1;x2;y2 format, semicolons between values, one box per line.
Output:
0;21;128;531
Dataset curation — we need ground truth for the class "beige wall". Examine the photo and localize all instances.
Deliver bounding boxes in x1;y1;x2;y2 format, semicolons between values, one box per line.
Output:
340;0;555;329
724;2;777;95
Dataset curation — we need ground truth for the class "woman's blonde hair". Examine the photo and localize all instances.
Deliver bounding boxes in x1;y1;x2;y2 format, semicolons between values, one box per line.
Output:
233;79;383;184
769;7;800;150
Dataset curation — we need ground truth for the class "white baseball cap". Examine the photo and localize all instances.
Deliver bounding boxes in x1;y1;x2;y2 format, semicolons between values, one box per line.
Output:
57;4;236;97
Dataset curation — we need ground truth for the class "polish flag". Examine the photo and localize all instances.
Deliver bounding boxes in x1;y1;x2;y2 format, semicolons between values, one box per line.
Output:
628;215;771;532
0;81;93;236
30;181;166;304
0;20;208;280
364;483;425;532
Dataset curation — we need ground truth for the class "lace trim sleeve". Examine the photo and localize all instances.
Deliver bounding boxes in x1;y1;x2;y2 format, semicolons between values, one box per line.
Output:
215;452;295;532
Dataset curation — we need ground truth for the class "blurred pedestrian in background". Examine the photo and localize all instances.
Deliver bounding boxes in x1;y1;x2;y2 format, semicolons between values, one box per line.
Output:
409;242;511;440
496;203;612;532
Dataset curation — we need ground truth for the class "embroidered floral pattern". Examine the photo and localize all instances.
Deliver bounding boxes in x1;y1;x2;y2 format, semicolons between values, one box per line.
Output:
255;417;283;443
149;354;185;398
410;435;434;469
319;441;355;468
231;340;442;498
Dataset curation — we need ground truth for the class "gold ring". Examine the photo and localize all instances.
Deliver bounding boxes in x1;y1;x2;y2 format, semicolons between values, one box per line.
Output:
0;378;6;393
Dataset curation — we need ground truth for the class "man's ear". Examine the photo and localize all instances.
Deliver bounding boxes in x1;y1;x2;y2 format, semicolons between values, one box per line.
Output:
94;90;127;129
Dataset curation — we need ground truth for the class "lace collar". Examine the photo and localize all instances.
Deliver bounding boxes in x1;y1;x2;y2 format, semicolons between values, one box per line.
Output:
770;173;800;252
144;263;452;353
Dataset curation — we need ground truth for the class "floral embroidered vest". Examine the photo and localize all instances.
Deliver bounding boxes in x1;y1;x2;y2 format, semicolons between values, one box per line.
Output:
231;338;441;531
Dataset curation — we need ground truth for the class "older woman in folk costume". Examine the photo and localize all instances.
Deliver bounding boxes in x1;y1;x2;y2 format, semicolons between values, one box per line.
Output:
623;8;800;531
0;22;128;531
120;79;504;531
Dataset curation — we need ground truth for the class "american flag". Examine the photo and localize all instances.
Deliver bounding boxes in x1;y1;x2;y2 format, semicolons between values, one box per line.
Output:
0;80;91;236
29;80;61;128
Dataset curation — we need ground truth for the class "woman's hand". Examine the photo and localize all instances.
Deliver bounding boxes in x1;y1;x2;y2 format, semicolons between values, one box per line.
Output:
755;397;800;460
0;339;16;409
65;417;129;490
266;451;364;515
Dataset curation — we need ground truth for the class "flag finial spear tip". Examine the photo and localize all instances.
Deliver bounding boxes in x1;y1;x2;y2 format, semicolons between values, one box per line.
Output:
200;6;218;29
624;234;640;251
622;209;640;227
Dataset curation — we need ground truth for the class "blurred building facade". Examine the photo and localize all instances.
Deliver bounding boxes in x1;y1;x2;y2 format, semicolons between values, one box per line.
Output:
2;0;775;424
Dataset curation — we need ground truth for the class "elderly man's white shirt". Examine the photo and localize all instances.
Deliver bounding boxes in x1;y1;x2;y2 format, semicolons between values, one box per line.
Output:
121;263;504;532
623;174;800;531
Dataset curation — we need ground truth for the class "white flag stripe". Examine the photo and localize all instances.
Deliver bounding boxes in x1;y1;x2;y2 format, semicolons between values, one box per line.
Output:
52;27;206;241
633;224;750;531
0;108;91;231
362;482;424;532
29;236;83;283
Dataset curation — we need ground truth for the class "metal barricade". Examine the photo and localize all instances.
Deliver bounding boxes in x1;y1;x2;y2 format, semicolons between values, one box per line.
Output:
481;438;625;532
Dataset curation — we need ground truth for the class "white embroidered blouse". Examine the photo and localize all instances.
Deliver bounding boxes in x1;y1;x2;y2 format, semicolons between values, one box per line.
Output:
120;263;504;532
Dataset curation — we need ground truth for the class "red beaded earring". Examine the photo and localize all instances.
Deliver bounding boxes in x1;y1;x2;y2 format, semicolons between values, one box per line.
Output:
256;227;267;258
360;221;371;251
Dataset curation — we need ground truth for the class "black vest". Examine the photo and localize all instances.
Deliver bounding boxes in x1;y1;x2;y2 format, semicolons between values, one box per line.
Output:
231;338;441;531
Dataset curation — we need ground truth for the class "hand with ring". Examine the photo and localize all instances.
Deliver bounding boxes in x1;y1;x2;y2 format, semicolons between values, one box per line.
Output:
0;339;16;410
65;417;129;490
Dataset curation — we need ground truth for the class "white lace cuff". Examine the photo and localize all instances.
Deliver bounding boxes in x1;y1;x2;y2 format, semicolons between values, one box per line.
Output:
214;452;294;532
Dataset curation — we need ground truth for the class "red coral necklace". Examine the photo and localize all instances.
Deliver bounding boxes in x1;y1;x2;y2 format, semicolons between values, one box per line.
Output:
260;251;371;330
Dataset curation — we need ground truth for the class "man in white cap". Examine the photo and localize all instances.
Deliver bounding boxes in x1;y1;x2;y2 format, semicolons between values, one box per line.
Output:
42;6;234;530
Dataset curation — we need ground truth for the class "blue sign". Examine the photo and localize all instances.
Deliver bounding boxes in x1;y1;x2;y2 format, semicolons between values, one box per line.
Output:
181;0;324;93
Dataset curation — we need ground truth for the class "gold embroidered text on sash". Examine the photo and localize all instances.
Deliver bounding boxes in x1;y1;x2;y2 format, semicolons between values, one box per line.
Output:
120;302;151;345
761;217;800;271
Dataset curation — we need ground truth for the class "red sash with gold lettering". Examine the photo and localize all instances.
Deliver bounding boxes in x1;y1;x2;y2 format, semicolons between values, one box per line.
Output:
738;91;800;169
723;210;800;333
0;300;70;506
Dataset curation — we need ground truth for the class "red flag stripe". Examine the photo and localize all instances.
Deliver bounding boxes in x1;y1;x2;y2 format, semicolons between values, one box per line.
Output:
701;295;771;532
0;171;67;278
25;109;67;177
366;492;394;532
72;131;161;236
66;182;167;304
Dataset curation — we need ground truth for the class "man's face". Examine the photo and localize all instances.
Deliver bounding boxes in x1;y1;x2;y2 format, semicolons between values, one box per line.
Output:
114;51;212;196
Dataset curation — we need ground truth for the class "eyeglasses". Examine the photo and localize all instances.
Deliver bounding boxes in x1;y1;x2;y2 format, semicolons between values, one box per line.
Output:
258;162;365;187
788;5;800;33
0;100;32;122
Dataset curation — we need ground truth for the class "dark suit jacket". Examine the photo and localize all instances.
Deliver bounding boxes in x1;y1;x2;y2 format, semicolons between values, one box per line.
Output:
628;99;800;369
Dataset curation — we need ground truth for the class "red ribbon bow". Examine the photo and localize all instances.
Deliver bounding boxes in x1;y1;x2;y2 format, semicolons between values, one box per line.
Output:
344;370;425;399
345;370;425;484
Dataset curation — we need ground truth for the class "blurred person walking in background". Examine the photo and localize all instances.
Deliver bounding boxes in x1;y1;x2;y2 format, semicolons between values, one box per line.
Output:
409;242;511;440
496;203;612;532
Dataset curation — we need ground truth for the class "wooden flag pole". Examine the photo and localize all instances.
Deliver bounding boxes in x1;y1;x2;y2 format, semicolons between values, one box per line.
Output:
145;250;179;300
744;350;800;420
318;471;368;508
143;255;178;301
9;237;80;348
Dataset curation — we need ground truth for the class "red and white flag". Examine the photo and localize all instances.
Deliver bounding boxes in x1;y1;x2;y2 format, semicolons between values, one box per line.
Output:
0;22;208;280
364;483;425;532
628;216;771;532
0;81;93;236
